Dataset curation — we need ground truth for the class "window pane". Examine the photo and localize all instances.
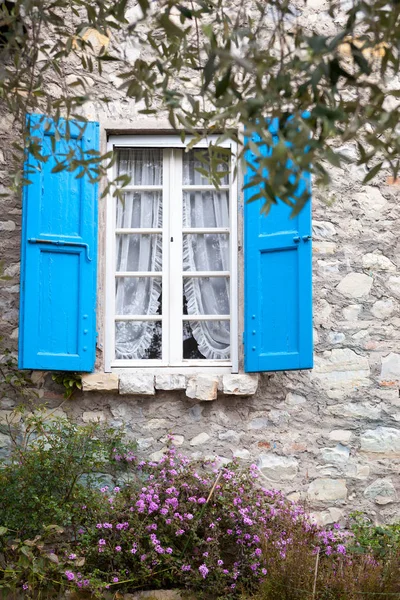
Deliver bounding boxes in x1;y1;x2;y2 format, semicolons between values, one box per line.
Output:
117;148;163;185
183;320;230;360
116;234;162;272
117;192;162;228
183;277;229;315
115;321;162;360
182;150;229;185
182;191;229;228
116;277;162;315
183;234;229;271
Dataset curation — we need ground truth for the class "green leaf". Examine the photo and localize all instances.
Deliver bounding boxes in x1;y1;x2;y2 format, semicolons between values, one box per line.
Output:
363;162;383;184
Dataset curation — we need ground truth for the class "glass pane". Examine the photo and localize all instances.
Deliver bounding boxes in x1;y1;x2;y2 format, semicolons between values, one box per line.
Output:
117;148;163;185
116;191;162;228
183;320;230;360
182;149;229;185
115;321;162;360
182;190;229;228
116;278;162;315
116;234;162;272
183;234;229;271
183;277;229;315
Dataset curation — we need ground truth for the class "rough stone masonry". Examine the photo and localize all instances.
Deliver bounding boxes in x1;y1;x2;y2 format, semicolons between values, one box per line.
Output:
1;0;400;526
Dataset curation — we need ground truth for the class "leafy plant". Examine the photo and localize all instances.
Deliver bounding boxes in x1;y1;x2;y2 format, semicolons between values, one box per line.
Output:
0;408;136;538
348;511;400;558
52;372;82;400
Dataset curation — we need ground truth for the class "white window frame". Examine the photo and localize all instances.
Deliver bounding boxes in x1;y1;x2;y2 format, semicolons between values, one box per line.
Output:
105;135;238;373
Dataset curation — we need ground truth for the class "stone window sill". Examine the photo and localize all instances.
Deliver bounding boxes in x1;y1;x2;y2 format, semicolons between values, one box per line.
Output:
81;372;259;400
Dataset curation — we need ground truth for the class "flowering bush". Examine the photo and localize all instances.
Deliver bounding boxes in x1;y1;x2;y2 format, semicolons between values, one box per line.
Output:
1;419;400;600
63;446;352;598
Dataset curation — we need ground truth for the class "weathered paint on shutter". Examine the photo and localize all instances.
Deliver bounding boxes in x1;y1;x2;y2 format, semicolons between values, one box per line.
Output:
244;120;313;372
19;114;99;371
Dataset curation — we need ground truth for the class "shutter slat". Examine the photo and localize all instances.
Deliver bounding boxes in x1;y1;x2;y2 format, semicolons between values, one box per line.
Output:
19;114;99;371
244;119;313;373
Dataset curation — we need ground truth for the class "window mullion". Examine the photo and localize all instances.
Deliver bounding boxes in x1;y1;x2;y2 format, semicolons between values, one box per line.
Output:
162;150;172;365
169;149;183;364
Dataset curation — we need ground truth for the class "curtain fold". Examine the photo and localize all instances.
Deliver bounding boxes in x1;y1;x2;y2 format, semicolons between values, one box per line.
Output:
182;151;230;360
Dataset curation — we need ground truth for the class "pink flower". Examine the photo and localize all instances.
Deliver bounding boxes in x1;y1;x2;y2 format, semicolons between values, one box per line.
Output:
115;546;122;552
112;577;119;583
199;564;209;579
99;539;106;546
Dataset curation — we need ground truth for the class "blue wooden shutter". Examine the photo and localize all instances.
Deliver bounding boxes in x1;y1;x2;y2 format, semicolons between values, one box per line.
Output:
244;119;313;372
19;114;99;371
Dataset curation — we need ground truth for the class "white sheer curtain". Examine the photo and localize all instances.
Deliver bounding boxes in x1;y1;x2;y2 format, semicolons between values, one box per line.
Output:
183;152;230;360
115;149;162;360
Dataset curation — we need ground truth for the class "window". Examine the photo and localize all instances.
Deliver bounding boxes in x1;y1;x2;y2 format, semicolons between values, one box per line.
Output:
19;115;313;375
105;136;238;371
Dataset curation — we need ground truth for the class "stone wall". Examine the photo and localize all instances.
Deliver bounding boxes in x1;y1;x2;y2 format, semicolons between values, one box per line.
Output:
2;0;400;525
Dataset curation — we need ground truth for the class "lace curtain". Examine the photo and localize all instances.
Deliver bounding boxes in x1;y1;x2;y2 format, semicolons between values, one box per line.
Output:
115;148;162;359
182;152;230;360
114;148;230;361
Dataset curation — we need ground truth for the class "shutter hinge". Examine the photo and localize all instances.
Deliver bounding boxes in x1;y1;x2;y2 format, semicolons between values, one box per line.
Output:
242;332;245;345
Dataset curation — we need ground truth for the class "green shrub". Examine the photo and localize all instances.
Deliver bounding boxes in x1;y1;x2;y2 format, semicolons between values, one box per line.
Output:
348;511;400;557
0;408;136;538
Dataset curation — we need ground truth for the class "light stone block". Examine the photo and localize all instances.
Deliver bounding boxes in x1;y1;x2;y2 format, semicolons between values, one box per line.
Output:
258;454;298;482
82;411;106;423
218;429;242;443
342;304;362;321
81;373;119;392
0;410;21;424
222;374;258;396
186;375;218;401
320;444;350;466
155;374;186;390
337;272;373;298
371;298;395;319
362;253;395;271
364;478;397;505
360;427;400;453
119;373;155;395
142;419;168;431
137;437;155;450
190;432;210;446
328;430;353;443
233;448;251;460
307;478;348;502
311;507;345;527
327;402;381;420
353;186;387;217
285;392;306;406
388;275;400;296
381;353;400;381
249;417;269;430
149;447;168;462
160;434;185;446
312;220;337;239
313;241;337;255
0;220;16;231
312;349;370;390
